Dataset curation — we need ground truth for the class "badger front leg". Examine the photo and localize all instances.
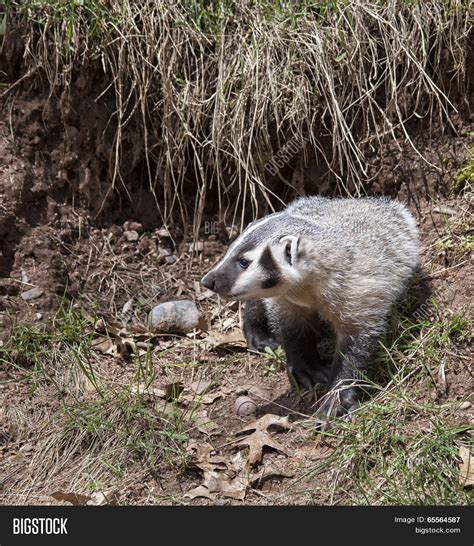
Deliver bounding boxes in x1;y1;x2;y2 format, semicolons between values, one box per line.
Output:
315;331;379;423
281;328;330;391
243;299;280;352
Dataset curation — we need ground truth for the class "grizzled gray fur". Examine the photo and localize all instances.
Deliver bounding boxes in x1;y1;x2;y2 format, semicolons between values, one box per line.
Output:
201;197;420;423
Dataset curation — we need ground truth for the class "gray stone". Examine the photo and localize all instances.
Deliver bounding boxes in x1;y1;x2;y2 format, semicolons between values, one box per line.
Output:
124;230;139;242
148;300;201;334
123;221;143;233
157;246;171;258
157;228;171;238
165;255;177;265
20;287;44;301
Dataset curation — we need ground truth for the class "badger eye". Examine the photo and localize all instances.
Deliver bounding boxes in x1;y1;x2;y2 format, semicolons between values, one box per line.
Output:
285;241;292;265
238;258;250;269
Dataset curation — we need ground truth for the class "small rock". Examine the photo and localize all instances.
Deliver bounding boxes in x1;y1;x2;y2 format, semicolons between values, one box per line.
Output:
123;221;143;233
21;270;30;284
121;298;134;317
234;396;258;417
124;230;139;242
20;287;44;301
148;300;201;334
157;228;171;238
36;313;43;320
188;241;204;253
460;401;472;410
157;246;171;258
165;255;177;265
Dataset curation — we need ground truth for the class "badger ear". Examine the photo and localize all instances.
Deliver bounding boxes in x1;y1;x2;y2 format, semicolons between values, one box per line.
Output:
279;235;299;266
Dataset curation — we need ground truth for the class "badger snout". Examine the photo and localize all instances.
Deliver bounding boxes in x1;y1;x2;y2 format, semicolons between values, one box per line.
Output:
201;271;217;292
201;267;236;298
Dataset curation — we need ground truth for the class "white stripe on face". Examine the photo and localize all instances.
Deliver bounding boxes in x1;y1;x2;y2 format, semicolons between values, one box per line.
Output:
212;213;284;273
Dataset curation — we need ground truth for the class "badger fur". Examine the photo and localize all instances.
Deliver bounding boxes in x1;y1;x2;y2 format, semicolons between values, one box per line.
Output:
201;197;419;421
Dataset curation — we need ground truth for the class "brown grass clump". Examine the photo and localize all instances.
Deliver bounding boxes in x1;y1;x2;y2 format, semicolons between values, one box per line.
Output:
2;0;472;229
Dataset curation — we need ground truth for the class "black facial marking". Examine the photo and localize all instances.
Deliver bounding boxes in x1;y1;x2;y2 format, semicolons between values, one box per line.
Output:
259;246;281;289
285;241;292;265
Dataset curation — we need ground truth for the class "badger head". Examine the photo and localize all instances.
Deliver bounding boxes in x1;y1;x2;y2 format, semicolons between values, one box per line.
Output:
201;213;305;300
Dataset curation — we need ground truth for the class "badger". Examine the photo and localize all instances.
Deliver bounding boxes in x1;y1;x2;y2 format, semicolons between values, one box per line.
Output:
201;196;419;422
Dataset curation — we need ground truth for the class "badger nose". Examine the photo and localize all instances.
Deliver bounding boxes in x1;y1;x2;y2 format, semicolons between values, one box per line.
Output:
201;272;216;292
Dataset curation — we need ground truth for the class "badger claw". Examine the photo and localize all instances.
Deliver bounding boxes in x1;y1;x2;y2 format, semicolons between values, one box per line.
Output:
314;390;360;430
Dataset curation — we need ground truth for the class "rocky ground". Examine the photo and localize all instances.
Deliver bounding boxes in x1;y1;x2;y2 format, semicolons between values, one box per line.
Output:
0;98;473;505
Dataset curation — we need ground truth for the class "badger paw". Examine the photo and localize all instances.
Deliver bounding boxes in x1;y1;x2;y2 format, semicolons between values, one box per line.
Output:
287;363;329;391
246;334;280;353
314;389;359;431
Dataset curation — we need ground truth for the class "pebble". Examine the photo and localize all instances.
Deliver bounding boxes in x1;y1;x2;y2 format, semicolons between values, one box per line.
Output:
148;300;201;334
157;246;171;258
234;396;258;417
124;230;139;242
459;401;472;410
121;299;134;317
20;287;44;301
123;221;143;233
157;228;171;238
165;255;177;265
188;241;204;252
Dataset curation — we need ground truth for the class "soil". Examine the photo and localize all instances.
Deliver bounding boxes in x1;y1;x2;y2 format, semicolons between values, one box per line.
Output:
0;87;473;505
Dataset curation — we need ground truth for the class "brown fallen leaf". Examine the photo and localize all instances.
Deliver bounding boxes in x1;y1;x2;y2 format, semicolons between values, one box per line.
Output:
184;484;214;500
186;440;227;472
86;491;118;506
129;382;184;401
164;382;185;401
130;384;166;398
184;447;248;500
250;463;294;489
192;410;223;436
189;379;215;396
204;330;246;350
459;445;474;487
183;389;223;405
51;492;92;505
91;337;121;356
236;414;291;465
92;319;155;358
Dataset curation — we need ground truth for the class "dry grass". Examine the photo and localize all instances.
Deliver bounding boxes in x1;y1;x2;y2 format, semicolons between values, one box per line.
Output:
3;0;472;231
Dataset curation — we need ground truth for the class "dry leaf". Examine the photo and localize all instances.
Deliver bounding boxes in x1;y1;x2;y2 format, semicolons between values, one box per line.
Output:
186;440;227;472
250;463;294;489
222;317;236;331
204;330;246;350
459;445;474;487
91;337;121;356
184;485;213;500
183;389;223;405
185;444;248;500
130;384;166;398
86;490;118;506
164;382;185;401
192;410;223;436
92;319;153;358
154;399;179;418
51;492;92;505
236;414;290;465
189;379;214;396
